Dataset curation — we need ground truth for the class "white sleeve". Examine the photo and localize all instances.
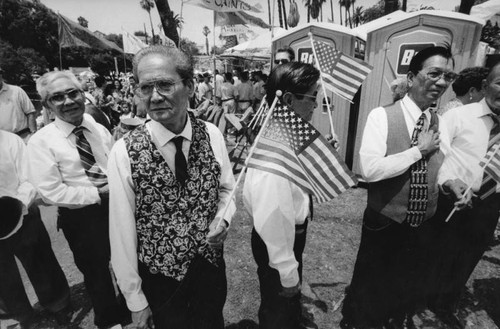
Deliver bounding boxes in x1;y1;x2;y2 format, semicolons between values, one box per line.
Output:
13;136;36;214
244;169;300;288
108;139;149;312
359;107;422;182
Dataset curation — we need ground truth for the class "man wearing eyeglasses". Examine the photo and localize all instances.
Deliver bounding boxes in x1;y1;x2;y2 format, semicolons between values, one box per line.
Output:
341;46;456;329
107;45;236;329
426;63;500;328
274;47;295;66
27;71;130;329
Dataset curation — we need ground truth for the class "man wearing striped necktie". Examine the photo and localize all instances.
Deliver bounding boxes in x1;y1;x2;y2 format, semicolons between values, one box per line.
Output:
429;62;500;328
27;71;129;329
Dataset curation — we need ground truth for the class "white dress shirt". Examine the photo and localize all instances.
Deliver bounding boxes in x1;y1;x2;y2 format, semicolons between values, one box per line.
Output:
108;116;236;312
0;130;37;239
438;98;497;192
359;95;450;182
243;169;310;288
27;114;113;208
0;83;35;133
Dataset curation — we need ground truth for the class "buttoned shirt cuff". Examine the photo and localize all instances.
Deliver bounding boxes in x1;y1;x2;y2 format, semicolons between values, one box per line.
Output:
124;290;149;313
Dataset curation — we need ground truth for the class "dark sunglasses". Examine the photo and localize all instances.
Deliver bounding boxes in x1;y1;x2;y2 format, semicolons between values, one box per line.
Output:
274;59;290;65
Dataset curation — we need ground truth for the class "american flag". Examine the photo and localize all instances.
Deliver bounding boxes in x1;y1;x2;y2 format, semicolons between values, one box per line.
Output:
312;39;372;102
247;105;357;203
479;143;500;198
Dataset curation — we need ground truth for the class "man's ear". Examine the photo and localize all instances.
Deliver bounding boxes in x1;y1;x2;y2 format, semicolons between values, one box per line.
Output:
186;79;195;97
482;78;488;92
407;72;415;89
282;92;294;106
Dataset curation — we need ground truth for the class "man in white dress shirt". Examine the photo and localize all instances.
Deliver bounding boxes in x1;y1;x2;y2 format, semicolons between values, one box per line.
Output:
0;130;70;328
27;71;129;329
108;45;236;329
340;46;458;329
427;63;500;328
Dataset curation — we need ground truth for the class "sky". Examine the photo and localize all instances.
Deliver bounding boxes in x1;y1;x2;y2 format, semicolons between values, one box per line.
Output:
40;0;462;47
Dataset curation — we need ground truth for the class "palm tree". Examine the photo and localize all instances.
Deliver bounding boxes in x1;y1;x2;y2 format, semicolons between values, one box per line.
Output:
338;0;344;25
202;26;211;55
352;6;364;27
329;0;335;23
140;0;156;44
154;0;180;46
304;0;325;21
278;0;284;27
343;0;353;28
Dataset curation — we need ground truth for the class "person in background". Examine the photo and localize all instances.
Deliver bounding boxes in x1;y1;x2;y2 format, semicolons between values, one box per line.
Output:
198;72;213;105
252;70;266;110
0;129;70;328
427;62;500;329
274;47;295;66
243;62;320;329
28;71;130;329
214;69;224;99
0;67;37;140
221;72;237;115
438;66;489;115
340;46;456;329
235;71;253;116
108;45;235;329
390;77;409;103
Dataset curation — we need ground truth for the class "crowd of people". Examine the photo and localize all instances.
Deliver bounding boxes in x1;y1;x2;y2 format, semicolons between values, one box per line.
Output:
0;41;499;329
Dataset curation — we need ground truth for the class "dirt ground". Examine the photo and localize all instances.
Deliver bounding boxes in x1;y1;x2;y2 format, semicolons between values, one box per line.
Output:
4;175;500;329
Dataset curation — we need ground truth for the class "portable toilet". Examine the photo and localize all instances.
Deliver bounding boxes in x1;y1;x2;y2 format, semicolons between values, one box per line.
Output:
351;10;484;175
272;22;365;166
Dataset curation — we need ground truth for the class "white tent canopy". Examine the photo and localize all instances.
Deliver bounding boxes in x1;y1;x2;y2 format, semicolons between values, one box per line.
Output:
221;28;286;60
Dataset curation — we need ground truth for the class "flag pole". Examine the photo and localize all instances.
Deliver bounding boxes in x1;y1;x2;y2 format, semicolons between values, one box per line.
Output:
249;97;267;129
445;143;500;222
309;33;336;137
58;12;63;70
215;92;282;230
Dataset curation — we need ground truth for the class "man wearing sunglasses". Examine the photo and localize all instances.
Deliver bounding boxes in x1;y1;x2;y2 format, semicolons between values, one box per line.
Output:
274;47;295;66
27;71;130;329
341;46;456;329
107;45;236;329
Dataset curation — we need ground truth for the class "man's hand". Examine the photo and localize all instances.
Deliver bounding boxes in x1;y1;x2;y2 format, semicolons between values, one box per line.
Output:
442;179;472;210
325;133;340;151
207;217;228;249
132;306;155;329
417;131;440;157
279;282;301;298
97;184;109;199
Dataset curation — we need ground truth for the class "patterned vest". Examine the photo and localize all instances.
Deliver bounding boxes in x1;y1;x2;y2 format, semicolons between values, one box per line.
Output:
367;101;445;223
124;113;222;281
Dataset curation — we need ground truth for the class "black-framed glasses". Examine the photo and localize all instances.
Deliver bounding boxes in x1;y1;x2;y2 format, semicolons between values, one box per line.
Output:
419;69;458;83
274;59;290;65
48;89;82;105
294;93;317;103
136;78;184;98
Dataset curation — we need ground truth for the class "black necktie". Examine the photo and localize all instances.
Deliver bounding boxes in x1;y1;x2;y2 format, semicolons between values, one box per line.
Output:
73;126;107;188
173;136;189;185
406;113;428;227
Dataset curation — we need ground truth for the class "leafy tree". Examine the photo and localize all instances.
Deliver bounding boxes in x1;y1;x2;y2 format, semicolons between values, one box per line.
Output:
77;16;88;28
140;0;156;44
481;20;500;49
105;33;123;49
362;0;387;23
352;6;364;27
384;0;399;14
202;26;210;55
154;0;180;47
179;38;200;56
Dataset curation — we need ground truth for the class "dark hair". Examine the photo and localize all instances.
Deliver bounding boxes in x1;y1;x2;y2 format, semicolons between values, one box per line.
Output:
133;45;194;87
265;62;320;104
408;46;454;75
240;71;249;82
276;47;295;61
223;72;233;83
452;67;489;96
113;80;123;90
94;75;107;88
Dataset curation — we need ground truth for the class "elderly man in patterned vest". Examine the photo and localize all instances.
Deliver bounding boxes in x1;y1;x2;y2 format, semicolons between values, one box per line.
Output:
108;45;236;329
340;46;462;329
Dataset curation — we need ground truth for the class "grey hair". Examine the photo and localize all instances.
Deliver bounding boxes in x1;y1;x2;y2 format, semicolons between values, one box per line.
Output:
36;71;82;103
132;45;194;86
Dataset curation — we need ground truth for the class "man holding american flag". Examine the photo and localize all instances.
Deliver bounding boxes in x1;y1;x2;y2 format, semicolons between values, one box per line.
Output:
426;62;500;328
243;62;356;329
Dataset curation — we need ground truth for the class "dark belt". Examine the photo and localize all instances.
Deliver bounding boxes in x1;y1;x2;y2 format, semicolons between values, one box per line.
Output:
15;128;30;136
222;98;234;102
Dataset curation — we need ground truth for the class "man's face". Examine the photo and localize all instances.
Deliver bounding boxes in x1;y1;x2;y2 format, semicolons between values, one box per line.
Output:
45;77;85;126
407;55;454;110
483;65;500;114
274;52;291;65
136;53;193;132
288;83;319;122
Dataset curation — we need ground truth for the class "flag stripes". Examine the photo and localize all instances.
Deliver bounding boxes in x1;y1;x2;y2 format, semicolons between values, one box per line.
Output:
479;143;500;199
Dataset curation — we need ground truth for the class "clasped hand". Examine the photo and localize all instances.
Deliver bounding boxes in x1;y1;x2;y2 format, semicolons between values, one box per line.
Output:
417;130;440;157
206;217;228;249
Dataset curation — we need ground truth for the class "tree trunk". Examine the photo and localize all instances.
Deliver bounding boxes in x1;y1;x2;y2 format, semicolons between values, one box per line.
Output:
205;37;209;55
402;0;407;11
281;0;288;29
268;0;272;30
277;0;283;28
384;0;398;15
458;0;475;14
154;0;180;46
148;12;156;44
339;4;343;26
330;0;334;23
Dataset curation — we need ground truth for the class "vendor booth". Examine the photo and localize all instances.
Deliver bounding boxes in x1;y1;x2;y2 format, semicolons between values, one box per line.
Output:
272;22;365;166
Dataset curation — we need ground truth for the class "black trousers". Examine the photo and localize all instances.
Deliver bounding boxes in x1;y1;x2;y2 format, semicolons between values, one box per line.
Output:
0;205;69;320
58;201;129;328
139;256;227;329
426;192;500;312
341;208;436;328
251;220;308;329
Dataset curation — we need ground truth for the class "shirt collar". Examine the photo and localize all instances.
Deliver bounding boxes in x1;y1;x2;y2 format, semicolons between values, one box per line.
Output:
149;115;192;147
0;83;9;94
54;114;93;138
401;94;431;122
477;98;497;119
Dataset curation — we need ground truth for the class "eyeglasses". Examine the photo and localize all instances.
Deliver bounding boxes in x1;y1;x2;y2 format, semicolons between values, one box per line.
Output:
136;78;184;98
419;69;458;83
274;59;290;65
294;93;317;103
48;89;82;105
